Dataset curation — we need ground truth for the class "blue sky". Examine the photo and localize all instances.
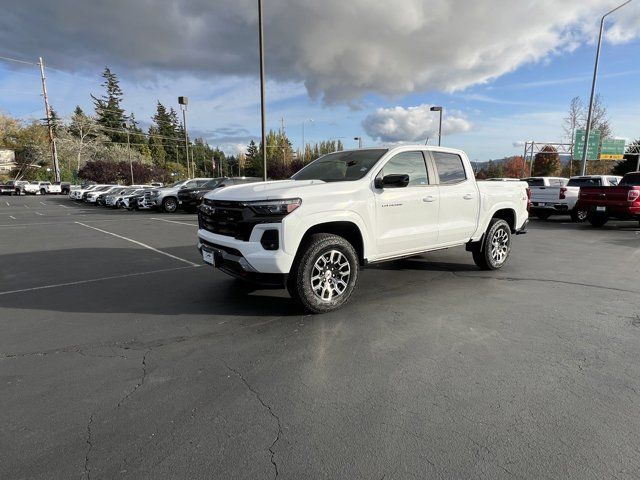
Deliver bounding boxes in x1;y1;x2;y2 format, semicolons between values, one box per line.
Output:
1;1;639;161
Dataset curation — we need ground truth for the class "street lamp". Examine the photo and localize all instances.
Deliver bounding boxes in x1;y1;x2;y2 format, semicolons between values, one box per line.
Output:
178;96;190;178
581;0;633;175
123;122;134;185
302;118;314;160
430;106;443;146
354;137;363;148
258;0;267;181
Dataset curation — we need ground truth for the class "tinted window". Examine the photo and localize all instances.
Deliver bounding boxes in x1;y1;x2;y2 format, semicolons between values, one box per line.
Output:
202;179;222;188
567;178;602;187
522;178;544;187
620;173;640;186
608;177;619;186
379;151;428;186
433;152;467;184
292;149;388;182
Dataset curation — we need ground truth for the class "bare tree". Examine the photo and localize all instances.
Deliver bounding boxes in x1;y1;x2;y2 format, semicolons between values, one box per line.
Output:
68;107;103;171
563;96;583;143
586;94;611;139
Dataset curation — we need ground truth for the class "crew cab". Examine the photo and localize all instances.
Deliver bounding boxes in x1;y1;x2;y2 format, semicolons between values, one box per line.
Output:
0;182;14;195
521;176;569;220
576;172;640;227
178;177;262;211
197;146;529;313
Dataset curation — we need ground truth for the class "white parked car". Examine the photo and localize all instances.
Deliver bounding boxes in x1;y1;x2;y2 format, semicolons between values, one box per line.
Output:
197;146;529;313
85;185;120;204
146;178;213;213
70;184;98;200
23;181;51;195
521;177;569;220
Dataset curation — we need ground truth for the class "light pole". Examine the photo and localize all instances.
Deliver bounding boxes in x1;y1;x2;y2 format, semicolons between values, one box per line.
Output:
178;96;190;178
258;0;267;181
354;137;363;148
302;118;313;161
123;122;134;185
430;106;443;146
581;0;633;175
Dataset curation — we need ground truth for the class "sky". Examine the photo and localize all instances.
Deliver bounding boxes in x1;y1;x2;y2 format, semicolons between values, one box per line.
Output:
0;0;639;161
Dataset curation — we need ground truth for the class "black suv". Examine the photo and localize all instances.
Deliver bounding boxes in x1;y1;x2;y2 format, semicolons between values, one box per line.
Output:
177;177;262;212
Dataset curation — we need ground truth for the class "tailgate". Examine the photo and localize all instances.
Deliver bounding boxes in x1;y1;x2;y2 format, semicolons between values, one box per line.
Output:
529;186;561;204
579;187;631;207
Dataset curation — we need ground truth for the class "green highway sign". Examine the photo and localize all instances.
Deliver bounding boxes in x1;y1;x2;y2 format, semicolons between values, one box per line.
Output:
573;129;600;161
600;138;626;160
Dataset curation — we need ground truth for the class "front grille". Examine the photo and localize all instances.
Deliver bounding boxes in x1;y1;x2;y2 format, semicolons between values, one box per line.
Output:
198;199;284;241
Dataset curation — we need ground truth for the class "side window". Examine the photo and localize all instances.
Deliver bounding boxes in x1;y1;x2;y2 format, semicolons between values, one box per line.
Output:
608;177;619;186
433;152;467;184
379;151;429;186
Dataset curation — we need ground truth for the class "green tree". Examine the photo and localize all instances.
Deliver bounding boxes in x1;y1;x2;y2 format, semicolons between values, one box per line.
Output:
533;145;561;176
92;67;127;143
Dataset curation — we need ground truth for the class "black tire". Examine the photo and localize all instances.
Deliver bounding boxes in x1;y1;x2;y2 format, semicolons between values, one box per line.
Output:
587;213;608;228
162;197;178;213
570;208;588;222
535;210;551;220
471;218;512;271
287;233;359;314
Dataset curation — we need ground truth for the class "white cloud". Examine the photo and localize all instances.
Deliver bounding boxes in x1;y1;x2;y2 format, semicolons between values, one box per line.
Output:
1;1;639;104
362;105;471;143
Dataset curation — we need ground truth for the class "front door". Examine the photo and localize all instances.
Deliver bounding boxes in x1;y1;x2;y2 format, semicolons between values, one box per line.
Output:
374;151;439;257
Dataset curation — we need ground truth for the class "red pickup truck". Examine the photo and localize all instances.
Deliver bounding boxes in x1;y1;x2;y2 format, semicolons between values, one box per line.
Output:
577;172;640;227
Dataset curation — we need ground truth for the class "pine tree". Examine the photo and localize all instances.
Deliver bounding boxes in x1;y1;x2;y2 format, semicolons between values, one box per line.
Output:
92;67;127;143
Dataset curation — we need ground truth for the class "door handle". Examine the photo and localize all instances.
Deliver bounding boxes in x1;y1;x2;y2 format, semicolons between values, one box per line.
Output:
463;193;474;200
423;196;436;203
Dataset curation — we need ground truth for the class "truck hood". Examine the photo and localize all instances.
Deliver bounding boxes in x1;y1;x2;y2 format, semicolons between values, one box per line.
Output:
205;179;328;201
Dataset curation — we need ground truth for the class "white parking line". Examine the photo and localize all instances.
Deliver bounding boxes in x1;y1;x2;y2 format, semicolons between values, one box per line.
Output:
5;201;9;206
0;265;201;296
9;215;16;220
40;201;46;205
34;212;44;216
151;217;198;227
58;204;69;209
75;221;199;267
24;204;30;208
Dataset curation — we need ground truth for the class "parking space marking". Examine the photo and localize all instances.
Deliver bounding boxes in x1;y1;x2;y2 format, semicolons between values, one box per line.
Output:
9;215;16;220
34;212;44;216
40;201;46;206
5;201;9;206
0;265;200;296
24;204;30;208
151;217;198;227
58;204;69;209
75;221;200;267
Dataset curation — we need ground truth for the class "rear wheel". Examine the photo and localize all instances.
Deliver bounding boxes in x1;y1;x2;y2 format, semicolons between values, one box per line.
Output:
587;213;608;228
535;210;551;220
40;189;46;195
570;208;588;222
287;233;359;314
472;218;512;271
162;197;178;213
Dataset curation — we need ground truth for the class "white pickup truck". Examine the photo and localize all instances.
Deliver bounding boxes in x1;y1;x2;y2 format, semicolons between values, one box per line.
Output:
197;146;529;313
23;181;52;195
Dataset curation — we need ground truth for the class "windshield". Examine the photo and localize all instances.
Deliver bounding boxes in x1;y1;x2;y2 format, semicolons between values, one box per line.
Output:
170;180;187;188
620;173;640;186
292;149;388;182
568;178;602;187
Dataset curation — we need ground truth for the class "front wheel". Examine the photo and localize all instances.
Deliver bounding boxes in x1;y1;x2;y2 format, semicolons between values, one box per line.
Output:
287;233;359;314
162;197;178;213
570;208;588;222
472;218;512;271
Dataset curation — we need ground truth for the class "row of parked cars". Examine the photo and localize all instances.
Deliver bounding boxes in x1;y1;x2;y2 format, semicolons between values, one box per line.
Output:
510;173;640;227
0;180;72;195
68;176;262;212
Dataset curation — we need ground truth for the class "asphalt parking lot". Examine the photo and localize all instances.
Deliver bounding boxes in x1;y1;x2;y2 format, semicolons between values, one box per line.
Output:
1;195;640;480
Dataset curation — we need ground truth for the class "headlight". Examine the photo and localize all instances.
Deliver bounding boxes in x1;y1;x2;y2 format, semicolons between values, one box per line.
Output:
244;198;301;215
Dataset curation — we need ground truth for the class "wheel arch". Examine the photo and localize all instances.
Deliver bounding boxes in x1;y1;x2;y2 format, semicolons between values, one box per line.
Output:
298;221;366;266
491;208;516;233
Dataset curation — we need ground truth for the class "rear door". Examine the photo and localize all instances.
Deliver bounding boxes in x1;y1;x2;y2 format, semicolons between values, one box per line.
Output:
429;151;479;245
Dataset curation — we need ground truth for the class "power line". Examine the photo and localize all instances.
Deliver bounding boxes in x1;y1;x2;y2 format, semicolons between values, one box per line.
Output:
0;55;38;66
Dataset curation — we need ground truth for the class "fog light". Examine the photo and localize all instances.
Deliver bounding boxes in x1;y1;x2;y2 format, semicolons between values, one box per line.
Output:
260;229;279;250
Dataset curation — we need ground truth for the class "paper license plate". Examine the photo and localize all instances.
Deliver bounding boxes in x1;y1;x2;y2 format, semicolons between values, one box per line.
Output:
596;206;606;212
202;250;215;266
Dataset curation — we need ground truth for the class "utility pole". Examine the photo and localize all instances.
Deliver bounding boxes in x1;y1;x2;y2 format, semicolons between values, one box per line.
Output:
124;123;134;184
430;106;443;146
178;96;190;178
38;57;60;182
581;0;633;175
354;137;363;148
258;0;267;181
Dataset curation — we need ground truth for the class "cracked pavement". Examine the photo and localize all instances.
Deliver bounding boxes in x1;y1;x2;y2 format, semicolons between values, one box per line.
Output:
1;196;640;479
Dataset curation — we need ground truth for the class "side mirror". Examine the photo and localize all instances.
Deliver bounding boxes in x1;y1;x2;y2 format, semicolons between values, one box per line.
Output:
374;174;410;189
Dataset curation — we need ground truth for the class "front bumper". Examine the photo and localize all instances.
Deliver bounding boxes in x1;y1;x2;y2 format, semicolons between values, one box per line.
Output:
197;226;294;276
